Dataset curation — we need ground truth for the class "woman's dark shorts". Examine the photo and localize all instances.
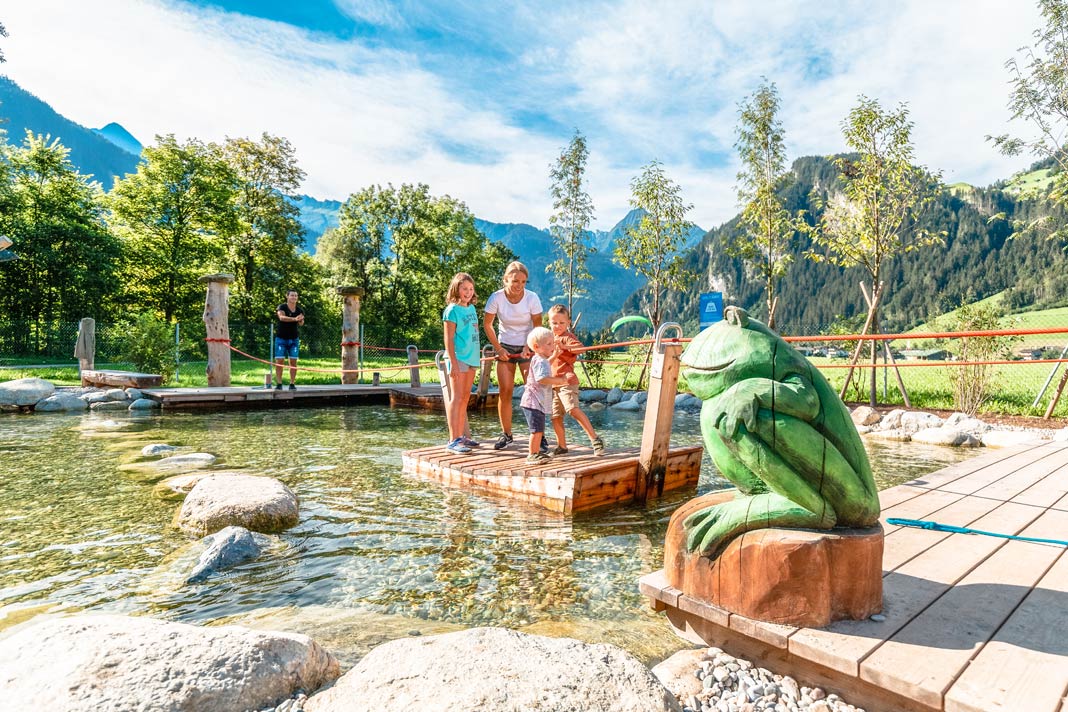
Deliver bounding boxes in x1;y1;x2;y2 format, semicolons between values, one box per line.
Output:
501;342;530;364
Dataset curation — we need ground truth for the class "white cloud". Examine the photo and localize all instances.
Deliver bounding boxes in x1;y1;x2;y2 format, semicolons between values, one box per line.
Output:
0;0;1049;232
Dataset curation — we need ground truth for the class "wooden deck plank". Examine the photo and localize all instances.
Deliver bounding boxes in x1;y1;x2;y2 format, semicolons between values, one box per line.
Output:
787;499;1047;677
860;507;1068;709
944;526;1068;711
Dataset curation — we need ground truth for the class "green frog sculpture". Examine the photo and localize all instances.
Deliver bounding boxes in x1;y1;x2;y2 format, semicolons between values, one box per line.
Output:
680;306;880;557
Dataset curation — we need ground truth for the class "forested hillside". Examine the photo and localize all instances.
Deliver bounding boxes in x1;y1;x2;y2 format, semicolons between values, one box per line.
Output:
620;155;1068;335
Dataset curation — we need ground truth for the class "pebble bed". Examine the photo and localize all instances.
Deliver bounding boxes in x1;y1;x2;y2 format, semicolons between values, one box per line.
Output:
679;647;863;712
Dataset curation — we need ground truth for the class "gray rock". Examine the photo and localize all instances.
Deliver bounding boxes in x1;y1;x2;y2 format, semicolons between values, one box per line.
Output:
0;377;55;407
899;411;944;434
81;390;111;404
611;398;642;411
304;627;680;712
0;614;339;712
151;452;218;471
105;387;129;402
877;408;905;431
129;397;161;410
90;400;130;411
186;526;263;584
911;427;981;447
632;391;648;405
606;386;624;405
588;401;606;410
142;443;178;457
177;474;299;536
864;428;911;442
153;472;212;501
850;405;881;426
125;387;144;401
981;430;1043;448
675;393;702;411
580;389;608;402
652;648;708;700
34;393;89;412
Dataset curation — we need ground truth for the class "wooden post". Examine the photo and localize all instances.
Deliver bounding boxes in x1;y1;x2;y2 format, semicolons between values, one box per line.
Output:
372;372;381;387
408;345;421;387
336;287;364;385
476;345;495;398
75;317;95;384
636;323;684;504
201;273;234;387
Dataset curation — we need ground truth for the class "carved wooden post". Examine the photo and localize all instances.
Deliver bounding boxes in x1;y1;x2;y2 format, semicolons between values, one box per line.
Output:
636;323;683;504
336;287;364;385
201;273;233;387
408;345;421;387
476;345;495;398
75;317;95;382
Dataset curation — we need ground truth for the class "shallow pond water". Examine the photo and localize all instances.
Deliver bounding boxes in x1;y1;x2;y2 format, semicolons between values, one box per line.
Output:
0;405;976;664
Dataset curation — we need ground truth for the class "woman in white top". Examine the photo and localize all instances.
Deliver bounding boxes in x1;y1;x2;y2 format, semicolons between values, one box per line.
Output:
483;261;543;450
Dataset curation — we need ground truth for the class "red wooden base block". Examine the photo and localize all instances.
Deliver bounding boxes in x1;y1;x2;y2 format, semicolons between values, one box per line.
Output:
664;491;883;627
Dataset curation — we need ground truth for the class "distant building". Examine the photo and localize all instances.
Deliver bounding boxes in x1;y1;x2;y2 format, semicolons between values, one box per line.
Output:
899;348;950;361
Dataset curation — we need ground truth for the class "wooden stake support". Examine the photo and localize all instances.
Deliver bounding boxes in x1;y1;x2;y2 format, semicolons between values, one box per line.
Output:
636;322;683;504
336;287;363;385
75;317;95;379
201;273;233;387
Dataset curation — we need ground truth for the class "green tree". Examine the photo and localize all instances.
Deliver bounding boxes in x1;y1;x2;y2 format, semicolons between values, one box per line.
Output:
108;135;236;322
989;0;1068;243
729;80;806;330
614;160;695;330
316;183;514;345
221;133;307;345
0;132;121;333
548;130;595;315
807;97;942;405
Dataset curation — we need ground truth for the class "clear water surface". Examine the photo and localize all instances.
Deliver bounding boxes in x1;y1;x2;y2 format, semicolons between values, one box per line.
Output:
0;405;975;664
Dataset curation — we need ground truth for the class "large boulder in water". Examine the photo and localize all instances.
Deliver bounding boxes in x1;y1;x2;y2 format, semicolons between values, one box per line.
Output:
185;526;265;584
0;614;339;712
176;474;299;536
304;627;680;712
0;377;55;407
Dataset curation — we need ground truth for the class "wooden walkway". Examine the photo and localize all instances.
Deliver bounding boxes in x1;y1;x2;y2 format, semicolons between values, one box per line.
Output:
402;442;704;513
641;439;1068;712
142;383;399;409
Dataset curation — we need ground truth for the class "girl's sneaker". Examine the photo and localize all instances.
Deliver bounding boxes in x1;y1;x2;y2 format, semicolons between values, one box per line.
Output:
446;438;471;454
461;437;481;448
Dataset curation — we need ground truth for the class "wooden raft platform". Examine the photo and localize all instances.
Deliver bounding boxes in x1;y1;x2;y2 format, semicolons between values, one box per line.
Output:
641;439;1068;712
402;443;704;513
141;383;410;409
388;386;499;411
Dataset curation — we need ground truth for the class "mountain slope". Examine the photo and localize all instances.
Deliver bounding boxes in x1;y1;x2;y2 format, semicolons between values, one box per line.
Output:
92;121;142;156
0;76;139;186
626;155;1068;335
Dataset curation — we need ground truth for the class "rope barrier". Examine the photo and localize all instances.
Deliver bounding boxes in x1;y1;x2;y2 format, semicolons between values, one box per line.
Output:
340;341;360;347
887;518;1068;547
818;357;1068;369
226;342;436;375
204;338;231;343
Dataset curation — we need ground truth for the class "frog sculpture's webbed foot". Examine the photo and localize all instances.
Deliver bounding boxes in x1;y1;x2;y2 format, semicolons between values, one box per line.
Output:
684;492;834;557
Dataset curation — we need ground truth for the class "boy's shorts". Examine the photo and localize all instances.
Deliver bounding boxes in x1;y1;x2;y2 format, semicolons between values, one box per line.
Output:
274;337;300;359
552;383;580;419
522;406;546;434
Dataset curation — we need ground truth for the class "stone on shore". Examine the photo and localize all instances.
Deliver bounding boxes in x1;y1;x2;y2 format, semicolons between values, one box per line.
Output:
611;398;642;411
606;386;624;405
911;427;981;447
304;627;680;712
34;393;89;412
129;397;161;410
982;430;1043;448
0;377;55;407
674;393;702;411
850;405;881;426
90;400;130;411
651;648;708;700
0;614;339;712
176;474;299;536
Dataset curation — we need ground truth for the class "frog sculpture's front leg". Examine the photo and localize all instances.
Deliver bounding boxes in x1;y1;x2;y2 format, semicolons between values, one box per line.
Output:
684;376;875;556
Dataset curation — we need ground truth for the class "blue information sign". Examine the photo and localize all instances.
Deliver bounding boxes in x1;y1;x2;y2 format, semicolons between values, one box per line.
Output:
699;292;724;329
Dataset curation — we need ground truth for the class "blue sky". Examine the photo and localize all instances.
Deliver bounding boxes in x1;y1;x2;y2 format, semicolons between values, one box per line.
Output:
0;0;1045;229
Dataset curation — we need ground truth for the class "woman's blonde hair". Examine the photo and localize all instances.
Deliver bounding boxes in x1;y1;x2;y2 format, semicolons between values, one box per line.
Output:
445;272;476;305
502;261;529;284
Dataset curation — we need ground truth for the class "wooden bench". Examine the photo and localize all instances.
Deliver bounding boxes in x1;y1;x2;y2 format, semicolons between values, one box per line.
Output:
80;369;163;389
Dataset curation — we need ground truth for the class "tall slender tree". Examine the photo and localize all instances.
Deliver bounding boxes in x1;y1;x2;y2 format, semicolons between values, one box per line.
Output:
989;0;1068;242
729;80;806;330
548;130;595;316
614;160;695;330
807;97;942;405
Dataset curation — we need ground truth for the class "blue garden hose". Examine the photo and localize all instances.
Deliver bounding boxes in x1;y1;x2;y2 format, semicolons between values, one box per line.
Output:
886;517;1068;547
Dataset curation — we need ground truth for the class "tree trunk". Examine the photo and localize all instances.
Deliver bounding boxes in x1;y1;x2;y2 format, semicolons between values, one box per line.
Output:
337;287;363;384
201;273;234;387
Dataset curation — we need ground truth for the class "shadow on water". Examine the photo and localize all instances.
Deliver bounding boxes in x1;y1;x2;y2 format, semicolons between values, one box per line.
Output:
0;405;976;664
